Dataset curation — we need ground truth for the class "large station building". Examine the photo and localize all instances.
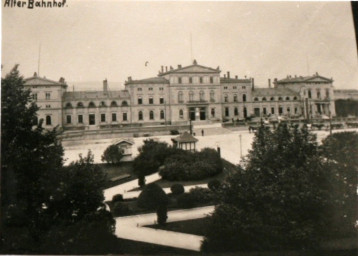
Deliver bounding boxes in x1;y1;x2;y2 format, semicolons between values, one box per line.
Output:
24;60;336;131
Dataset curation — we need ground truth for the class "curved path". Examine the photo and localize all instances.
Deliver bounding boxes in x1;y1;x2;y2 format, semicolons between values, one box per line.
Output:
115;206;215;251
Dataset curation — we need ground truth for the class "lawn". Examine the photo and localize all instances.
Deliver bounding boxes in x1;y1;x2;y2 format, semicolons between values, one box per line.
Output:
146;217;211;236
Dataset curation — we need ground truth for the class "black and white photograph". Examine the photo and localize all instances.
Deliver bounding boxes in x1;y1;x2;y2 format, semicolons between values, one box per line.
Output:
1;1;358;255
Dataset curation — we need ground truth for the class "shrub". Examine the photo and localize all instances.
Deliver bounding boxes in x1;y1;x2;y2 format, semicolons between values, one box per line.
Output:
112;194;123;203
208;179;221;191
137;183;169;210
170;184;185;195
177;188;214;209
101;144;123;164
112;202;132;216
170;130;180;135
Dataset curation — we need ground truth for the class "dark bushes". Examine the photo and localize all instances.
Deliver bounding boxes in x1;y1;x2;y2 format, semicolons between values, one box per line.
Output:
112;202;132;216
177;188;215;208
112;194;123;203
208;179;221;191
137;183;169;210
170;184;185;195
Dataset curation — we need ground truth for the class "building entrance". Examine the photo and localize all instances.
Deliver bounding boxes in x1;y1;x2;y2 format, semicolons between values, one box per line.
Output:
188;107;207;120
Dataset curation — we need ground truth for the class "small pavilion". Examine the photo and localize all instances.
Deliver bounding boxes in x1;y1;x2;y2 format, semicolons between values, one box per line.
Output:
171;132;198;152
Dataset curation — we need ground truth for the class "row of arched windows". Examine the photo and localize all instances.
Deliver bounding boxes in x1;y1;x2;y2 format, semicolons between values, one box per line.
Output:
65;101;129;109
138;110;165;121
253;96;298;102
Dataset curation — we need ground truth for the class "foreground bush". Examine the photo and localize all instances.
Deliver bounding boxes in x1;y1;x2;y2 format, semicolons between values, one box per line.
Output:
170;184;185;195
208;179;221;191
112;194;123;203
101;144;123;164
137;183;169;210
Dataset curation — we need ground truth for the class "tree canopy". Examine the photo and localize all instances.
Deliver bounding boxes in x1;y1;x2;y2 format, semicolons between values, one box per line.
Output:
101;144;124;164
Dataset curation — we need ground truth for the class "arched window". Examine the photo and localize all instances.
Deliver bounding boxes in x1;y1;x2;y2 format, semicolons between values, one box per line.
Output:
243;94;247;102
121;101;128;107
270;97;275;101
178;91;183;103
293;96;297;100
210;90;215;102
254;97;259;101
278;97;283;101
262;97;267;101
224;94;228;103
179;109;184;118
286;96;290;101
77;102;84;108
110;101;118;107
100;101;106;107
88;102;96;108
65;102;73;108
189;91;194;101
199;91;205;101
149;111;154;120
233;94;238;102
234;107;239;116
160;110;165;120
46;115;52;125
138;111;143;120
308;90;312;98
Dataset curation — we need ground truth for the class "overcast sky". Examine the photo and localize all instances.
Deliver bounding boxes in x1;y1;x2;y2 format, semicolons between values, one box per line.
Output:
2;1;358;90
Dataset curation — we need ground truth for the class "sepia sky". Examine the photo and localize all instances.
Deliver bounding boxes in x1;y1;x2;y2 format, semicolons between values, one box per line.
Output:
2;1;358;90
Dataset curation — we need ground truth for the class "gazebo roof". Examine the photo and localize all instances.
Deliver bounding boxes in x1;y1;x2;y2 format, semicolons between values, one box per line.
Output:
172;132;198;143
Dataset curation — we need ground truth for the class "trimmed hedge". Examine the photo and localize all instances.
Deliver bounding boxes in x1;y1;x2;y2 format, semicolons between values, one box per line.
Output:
177;187;215;209
112;194;123;203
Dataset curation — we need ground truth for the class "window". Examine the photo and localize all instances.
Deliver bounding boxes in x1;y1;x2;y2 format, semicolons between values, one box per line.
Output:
149;111;154;120
262;97;267;101
210;77;213;83
199;77;203;83
254;97;259;101
243;94;246;102
45;93;51;100
33;93;37;100
112;113;117;122
138;111;143;120
46;115;52;125
178;77;182;84
233;86;237;89
242;86;246;89
224;94;228;103
78;115;83;124
308;90;312;98
211;108;215;117
138;97;142;105
234;107;239;116
225;107;229;117
46;105;51;108
179;109;184;119
77;102;84;108
101;113;106;122
189;91;194;101
123;113;127;121
270;97;275;101
89;114;95;125
160;110;165;120
66;115;71;124
189;77;193;84
121;101;128;107
224;86;228;90
278;97;283;101
293;96;297;100
159;87;164;91
160;97;164;104
178;91;183;103
287;107;290;113
149;87;153;91
110;101;118;107
263;108;267;115
271;107;275;114
149;97;154;104
285;97;290;101
233;94;238;102
137;88;142;91
210;90;215;102
279;107;283;115
317;89;321;99
325;88;330;98
88;102;96;108
294;107;298;114
199;91;205;101
65;102;72;108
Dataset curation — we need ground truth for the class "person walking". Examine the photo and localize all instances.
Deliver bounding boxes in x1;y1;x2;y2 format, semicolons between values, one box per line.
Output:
201;129;204;136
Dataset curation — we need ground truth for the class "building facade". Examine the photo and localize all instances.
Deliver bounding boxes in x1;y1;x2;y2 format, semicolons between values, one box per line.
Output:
24;61;336;131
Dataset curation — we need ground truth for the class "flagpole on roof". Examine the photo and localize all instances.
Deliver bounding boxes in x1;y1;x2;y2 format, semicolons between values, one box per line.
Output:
38;43;41;76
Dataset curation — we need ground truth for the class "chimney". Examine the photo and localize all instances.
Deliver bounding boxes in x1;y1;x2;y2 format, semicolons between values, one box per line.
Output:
268;78;271;88
235;75;238;79
245;75;247;78
59;77;65;83
251;78;255;90
161;66;164;73
178;64;182;69
34;72;37;77
227;71;230;79
170;66;173;70
224;74;226;78
103;79;108;93
128;76;132;82
165;66;168;72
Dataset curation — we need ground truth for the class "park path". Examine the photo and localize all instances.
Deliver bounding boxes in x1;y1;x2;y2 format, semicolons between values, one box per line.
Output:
115;205;215;251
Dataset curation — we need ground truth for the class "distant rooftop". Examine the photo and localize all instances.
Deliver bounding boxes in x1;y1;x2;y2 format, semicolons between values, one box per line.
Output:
252;87;298;96
24;72;67;88
276;73;333;84
125;76;169;85
64;90;130;100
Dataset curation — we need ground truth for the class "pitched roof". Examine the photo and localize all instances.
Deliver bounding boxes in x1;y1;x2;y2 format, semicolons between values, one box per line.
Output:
172;132;198;143
125;77;169;85
220;77;251;83
252;87;299;97
159;63;220;76
113;138;134;145
64;90;130;100
276;74;333;84
24;74;67;87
